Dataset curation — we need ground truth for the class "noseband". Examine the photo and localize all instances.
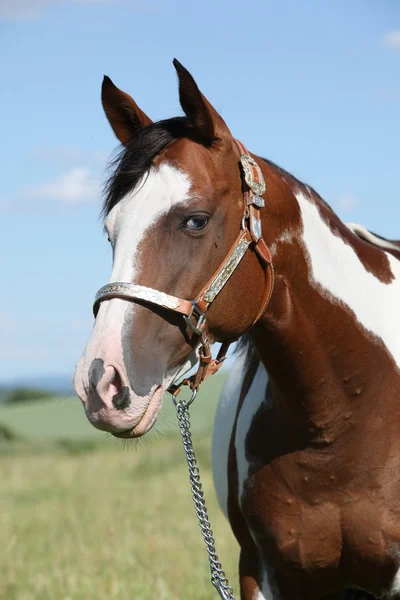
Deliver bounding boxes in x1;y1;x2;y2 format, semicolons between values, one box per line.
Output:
93;140;274;401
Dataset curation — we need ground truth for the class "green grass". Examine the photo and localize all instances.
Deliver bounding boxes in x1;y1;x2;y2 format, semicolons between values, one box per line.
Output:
0;374;240;599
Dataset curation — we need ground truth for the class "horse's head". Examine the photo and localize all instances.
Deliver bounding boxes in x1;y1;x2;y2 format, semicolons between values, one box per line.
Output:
74;60;269;438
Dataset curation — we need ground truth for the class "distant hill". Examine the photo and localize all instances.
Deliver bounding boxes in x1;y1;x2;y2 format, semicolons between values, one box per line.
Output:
0;374;74;400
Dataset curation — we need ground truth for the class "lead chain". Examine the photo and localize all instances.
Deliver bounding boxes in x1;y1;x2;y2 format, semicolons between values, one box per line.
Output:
175;399;236;600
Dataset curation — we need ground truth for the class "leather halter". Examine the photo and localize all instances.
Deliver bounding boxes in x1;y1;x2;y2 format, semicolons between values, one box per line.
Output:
93;140;274;399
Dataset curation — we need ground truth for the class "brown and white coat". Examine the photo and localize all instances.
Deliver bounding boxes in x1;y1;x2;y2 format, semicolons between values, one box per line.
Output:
74;61;400;599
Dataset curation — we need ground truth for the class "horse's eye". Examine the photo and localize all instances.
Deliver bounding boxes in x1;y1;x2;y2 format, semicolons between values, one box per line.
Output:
182;214;209;231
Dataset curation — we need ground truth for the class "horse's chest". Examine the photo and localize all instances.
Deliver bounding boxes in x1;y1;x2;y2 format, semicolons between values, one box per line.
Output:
242;448;400;596
243;457;343;579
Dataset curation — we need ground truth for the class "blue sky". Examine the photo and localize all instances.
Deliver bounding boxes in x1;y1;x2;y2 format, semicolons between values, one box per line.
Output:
0;0;399;381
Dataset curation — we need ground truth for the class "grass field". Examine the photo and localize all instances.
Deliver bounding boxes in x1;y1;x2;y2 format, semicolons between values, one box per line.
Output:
0;375;240;600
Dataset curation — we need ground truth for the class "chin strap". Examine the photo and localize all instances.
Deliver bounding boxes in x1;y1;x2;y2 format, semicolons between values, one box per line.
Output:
93;139;274;399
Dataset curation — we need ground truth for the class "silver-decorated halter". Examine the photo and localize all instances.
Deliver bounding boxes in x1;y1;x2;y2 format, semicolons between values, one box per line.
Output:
240;154;266;207
94;282;183;316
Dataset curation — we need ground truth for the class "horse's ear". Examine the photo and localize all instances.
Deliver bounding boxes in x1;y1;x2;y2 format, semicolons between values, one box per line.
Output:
101;76;152;146
173;59;231;145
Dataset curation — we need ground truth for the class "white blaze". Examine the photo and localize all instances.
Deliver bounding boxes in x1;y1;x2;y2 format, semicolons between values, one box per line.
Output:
75;163;193;397
105;163;192;282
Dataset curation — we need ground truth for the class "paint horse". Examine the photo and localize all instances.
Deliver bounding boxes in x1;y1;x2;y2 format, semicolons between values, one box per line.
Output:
74;60;400;599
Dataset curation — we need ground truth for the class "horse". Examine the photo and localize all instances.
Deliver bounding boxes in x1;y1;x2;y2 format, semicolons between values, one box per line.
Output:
73;59;400;599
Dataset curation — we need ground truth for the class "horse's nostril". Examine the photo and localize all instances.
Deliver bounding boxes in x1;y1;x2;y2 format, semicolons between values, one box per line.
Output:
87;362;132;411
88;358;105;390
112;386;131;410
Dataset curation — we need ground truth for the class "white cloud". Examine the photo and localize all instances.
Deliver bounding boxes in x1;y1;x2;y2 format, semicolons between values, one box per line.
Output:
335;194;359;213
0;0;152;20
383;30;400;49
23;167;100;204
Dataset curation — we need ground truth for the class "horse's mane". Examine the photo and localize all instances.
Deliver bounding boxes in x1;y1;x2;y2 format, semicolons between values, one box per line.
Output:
103;115;335;220
103;117;195;217
261;157;335;213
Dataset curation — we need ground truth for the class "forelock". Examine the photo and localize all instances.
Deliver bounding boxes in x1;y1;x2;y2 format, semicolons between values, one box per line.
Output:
102;117;196;218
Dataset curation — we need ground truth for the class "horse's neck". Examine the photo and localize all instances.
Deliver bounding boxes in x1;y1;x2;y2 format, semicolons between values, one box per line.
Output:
250;167;400;444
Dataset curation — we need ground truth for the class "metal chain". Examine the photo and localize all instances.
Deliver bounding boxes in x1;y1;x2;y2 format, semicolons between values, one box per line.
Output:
175;398;236;600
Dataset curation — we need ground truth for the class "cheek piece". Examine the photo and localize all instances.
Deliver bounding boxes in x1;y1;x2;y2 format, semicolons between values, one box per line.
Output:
93;140;275;401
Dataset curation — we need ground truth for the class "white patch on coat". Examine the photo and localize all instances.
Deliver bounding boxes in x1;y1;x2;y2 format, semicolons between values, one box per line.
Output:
295;190;400;370
269;229;295;257
212;353;277;599
235;362;269;503
389;564;400;596
249;539;278;600
254;578;274;600
105;163;192;282
212;350;247;518
74;164;192;403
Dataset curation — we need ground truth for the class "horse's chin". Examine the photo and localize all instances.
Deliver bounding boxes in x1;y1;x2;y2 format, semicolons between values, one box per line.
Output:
112;385;163;439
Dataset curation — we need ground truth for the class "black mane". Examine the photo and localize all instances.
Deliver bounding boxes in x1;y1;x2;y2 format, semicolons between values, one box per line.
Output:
261;157;334;213
102;121;334;217
102;117;193;217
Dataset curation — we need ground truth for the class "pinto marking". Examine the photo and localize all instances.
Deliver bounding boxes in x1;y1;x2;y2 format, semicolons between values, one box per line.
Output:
234;364;276;600
105;163;192;282
75;62;400;596
255;574;274;600
83;162;192;371
212;354;276;599
212;349;247;518
269;229;295;258
296;189;400;370
74;163;195;427
235;361;269;504
390;564;400;596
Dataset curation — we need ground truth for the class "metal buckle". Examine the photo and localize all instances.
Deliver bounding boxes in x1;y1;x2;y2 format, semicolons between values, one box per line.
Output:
183;303;206;336
240;154;266;197
171;386;197;408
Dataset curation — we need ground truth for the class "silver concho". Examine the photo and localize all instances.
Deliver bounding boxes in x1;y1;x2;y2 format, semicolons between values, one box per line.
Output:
251;216;262;242
253;195;265;208
203;238;250;303
240;154;266;197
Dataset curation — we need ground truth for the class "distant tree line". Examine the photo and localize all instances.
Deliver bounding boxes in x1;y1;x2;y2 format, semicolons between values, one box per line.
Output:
1;388;54;404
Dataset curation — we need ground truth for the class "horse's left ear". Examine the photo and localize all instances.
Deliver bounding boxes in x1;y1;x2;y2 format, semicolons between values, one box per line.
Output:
173;59;231;145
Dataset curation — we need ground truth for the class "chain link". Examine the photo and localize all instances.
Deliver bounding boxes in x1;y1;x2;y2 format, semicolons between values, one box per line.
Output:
175;399;236;600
